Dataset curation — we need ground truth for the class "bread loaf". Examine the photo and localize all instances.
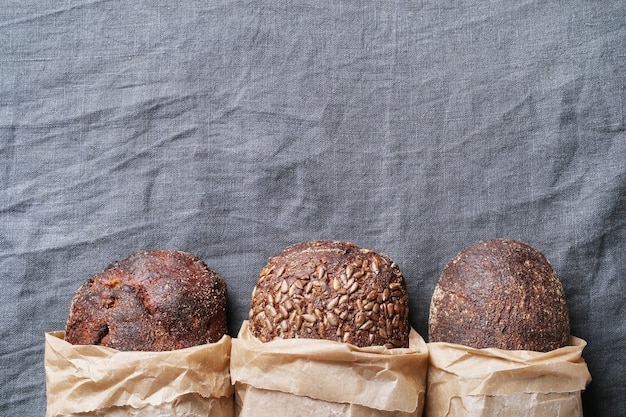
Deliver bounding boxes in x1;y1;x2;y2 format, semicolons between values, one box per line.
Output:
65;250;228;351
428;239;570;351
248;240;410;348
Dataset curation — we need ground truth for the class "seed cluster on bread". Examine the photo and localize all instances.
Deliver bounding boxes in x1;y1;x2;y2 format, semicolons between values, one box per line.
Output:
65;250;228;351
248;240;410;348
429;239;570;352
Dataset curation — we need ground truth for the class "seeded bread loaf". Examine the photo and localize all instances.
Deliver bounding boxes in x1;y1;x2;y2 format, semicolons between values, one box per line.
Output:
248;240;410;348
429;239;570;352
65;250;228;351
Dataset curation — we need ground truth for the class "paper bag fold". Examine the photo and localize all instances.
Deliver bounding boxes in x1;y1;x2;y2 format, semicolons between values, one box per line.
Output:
425;336;592;417
230;321;428;417
45;331;234;417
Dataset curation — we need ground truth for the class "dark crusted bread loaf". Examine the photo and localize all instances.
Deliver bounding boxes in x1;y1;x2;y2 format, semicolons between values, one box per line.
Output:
65;250;228;351
249;240;410;348
429;239;570;352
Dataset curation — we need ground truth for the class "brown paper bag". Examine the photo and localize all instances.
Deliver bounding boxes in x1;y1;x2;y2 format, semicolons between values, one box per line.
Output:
425;336;592;417
230;321;429;417
45;331;234;417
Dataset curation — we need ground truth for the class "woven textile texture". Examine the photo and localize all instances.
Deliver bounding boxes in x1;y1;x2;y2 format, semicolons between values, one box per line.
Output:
1;1;624;416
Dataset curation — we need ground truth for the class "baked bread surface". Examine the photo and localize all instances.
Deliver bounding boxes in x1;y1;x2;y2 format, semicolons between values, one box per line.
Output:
429;239;570;351
249;240;410;348
65;250;227;351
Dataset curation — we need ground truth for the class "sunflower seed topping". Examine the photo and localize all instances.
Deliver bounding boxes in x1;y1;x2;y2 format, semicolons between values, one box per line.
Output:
249;240;410;348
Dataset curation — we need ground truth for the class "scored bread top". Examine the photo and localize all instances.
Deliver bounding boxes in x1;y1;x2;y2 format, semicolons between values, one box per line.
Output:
429;239;570;351
249;240;410;348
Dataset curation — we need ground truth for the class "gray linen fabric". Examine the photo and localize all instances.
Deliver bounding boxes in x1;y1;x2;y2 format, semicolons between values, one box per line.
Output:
1;1;624;416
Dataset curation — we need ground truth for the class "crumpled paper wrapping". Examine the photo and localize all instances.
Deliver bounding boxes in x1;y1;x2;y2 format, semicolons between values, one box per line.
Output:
45;331;234;417
425;336;592;417
230;320;429;417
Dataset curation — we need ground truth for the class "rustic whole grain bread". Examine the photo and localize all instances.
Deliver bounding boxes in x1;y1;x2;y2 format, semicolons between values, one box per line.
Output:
429;238;570;351
65;250;227;351
248;240;410;348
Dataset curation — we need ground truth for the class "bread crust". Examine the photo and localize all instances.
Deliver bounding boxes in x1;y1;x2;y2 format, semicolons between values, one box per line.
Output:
65;250;227;351
249;240;410;348
429;239;570;351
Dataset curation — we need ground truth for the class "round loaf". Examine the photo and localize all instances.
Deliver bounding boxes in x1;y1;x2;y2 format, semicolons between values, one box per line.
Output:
428;239;570;351
65;250;228;351
248;240;410;348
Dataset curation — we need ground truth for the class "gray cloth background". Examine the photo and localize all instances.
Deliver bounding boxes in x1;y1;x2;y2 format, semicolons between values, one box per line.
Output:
1;1;624;416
